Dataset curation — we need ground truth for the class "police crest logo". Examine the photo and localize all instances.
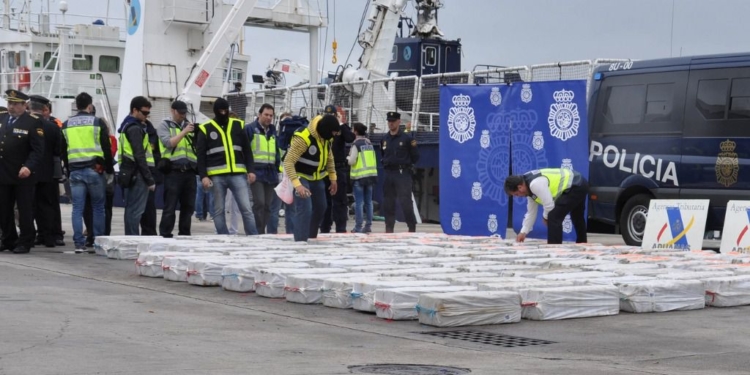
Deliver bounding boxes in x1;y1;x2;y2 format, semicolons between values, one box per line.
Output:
451;212;462;231
532;131;544;150
210;132;218;140
480;130;490;149
451;159;461;178
547;89;580;142
715;139;738;187
471;182;482;201
563;215;573;234
521;83;533;103
489;87;502;107
447;94;476;144
561;158;573;171
309;145;318;155
36;128;44;136
487;214;498;233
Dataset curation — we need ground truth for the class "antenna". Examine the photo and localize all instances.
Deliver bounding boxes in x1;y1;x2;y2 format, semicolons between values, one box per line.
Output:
59;0;68;25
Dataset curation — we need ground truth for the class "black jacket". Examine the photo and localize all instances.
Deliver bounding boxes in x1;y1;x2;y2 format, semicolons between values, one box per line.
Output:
36;116;61;182
331;123;355;166
0;111;45;185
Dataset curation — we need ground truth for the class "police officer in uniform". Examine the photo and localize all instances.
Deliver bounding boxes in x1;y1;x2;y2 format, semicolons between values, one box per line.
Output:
0;89;45;253
28;95;63;248
504;168;589;244
380;111;419;233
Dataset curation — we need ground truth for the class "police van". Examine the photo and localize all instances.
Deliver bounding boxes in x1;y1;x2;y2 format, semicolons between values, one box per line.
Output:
588;53;750;245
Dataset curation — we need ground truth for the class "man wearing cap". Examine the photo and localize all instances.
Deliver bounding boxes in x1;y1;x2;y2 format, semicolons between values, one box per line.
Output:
156;100;197;237
35;97;66;246
381;111;420;233
0;89;45;253
28;95;63;248
283;114;340;242
227;82;248;121
246;103;280;234
196;98;259;235
61;92;115;253
320;105;355;234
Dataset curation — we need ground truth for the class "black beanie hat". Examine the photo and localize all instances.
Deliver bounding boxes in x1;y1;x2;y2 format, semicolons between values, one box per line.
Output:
214;98;229;115
316;114;340;140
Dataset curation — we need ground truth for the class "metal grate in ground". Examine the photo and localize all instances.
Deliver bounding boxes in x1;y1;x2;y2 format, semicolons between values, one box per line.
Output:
421;330;555;348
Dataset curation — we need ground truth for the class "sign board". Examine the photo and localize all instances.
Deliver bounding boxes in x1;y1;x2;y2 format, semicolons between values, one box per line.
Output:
641;199;709;251
720;200;750;253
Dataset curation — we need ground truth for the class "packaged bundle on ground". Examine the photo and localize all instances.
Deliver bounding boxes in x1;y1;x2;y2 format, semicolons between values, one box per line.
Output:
535;271;619;282
374;286;478;320
187;258;270;286
416;291;522;327
420;272;500;282
477;280;573;292
135;251;213;278
284;273;379;304
617;280;705;313
656;271;735;281
378;268;460;277
521;285;620;320
221;262;311;292
106;240;142;260
398;257;473;266
703;275;750;307
473;253;550;262
574;275;656;286
462;264;540;273
255;268;349;298
310;259;395;268
351;280;451;312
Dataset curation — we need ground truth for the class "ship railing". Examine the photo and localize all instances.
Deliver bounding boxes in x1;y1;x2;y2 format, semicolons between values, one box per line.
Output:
288;84;328;119
327;81;371;129
2;10;126;41
247;87;292;121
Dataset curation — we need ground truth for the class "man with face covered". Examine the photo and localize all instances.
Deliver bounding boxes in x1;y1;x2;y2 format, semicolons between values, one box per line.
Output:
195;98;258;235
282;114;340;242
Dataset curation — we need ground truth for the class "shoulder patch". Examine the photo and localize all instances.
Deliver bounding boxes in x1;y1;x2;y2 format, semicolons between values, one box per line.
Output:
29;113;38;119
36;128;44;136
410;139;417;147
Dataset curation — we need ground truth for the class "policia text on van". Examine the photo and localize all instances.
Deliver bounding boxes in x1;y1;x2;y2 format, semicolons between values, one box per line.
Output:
587;53;750;246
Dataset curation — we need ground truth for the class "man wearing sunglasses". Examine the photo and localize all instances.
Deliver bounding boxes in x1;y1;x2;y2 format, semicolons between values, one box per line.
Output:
118;96;156;235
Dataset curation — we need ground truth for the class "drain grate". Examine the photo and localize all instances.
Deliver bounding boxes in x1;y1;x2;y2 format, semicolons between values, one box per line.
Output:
421;330;555;348
349;364;471;375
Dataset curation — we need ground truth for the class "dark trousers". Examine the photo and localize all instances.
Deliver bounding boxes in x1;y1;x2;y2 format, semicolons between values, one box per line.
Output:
140;189;158;236
250;181;276;234
159;171;196;237
84;189;114;243
320;169;349;233
0;184;36;248
382;169;416;233
547;179;589;244
34;181;61;245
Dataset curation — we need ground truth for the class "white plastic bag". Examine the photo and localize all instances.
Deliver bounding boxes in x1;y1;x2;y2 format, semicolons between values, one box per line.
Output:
275;171;294;204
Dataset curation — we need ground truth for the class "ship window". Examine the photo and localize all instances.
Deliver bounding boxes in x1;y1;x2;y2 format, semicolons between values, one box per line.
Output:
729;78;750;119
696;79;728;120
391;46;398;63
43;52;58;69
73;54;93;71
99;55;120;73
424;46;437;66
7;51;16;69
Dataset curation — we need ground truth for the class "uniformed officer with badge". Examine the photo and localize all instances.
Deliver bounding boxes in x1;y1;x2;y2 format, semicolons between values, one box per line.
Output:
0;89;45;253
380;111;420;233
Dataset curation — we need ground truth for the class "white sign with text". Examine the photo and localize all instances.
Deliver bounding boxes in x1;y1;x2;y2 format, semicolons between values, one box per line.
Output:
642;200;709;251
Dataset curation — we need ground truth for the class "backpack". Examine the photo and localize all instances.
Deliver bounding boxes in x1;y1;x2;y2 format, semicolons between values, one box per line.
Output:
277;115;309;151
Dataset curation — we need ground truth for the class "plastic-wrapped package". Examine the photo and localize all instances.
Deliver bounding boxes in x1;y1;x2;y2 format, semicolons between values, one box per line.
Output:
473;253;550;262
656;271;734;281
310;259;394;268
574;275;656;286
285;273;379;304
397;257;473;266
535;271;619;281
351;279;451;312
582;263;660;273
503;268;582;278
374;286;478;320
618;280;705;313
378;268;460;277
187;258;269;286
449;276;516;287
255;268;349;298
477;280;572;292
437;261;506;268
703;275;750;307
106;240;142;260
321;276;417;309
521;285;620;320
419;272;499;282
221;262;310;292
344;264;416;272
135;251;215;278
463;265;540;273
416;291;522;327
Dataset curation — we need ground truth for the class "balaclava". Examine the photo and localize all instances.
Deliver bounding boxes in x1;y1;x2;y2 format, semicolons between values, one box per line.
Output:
213;98;230;126
316;114;340;140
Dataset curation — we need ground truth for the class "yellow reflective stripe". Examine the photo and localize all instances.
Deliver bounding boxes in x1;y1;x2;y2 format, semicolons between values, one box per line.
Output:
351;145;378;179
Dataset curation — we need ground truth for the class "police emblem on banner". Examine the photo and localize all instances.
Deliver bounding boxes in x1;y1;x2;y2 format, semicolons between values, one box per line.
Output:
477;134;511;206
451;213;462;231
490;87;502;106
451;160;461;178
488;214;498;233
715;139;738;187
548;89;580;142
561;158;573;171
563;215;573;234
532;131;544;151
521;83;533;103
471;182;483;201
480;130;490;149
447;94;476;144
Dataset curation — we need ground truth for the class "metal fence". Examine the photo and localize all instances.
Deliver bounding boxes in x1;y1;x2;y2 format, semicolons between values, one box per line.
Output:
232;59;631;132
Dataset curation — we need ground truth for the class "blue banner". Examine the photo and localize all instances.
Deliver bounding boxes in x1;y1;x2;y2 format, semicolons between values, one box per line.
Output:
439;80;589;240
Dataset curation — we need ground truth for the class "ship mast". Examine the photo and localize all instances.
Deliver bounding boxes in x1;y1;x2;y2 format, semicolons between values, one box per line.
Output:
3;0;11;30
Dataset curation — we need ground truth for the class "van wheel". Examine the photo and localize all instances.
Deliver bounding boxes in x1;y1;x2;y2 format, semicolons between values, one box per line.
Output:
620;194;652;246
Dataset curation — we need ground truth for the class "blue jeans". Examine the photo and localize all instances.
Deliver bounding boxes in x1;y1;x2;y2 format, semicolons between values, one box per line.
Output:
268;193;281;234
194;176;214;219
210;174;258;235
291;178;326;242
70;168;106;246
352;180;373;232
124;174;149;236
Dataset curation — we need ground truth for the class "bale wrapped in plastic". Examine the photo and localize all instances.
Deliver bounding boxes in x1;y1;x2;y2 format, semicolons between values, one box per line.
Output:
221;262;311;292
284;273;379;304
374;286;478;320
351;279;451;312
617;280;705;312
254;268;349;298
416;291;522;327
521;285;620;320
703;275;750;307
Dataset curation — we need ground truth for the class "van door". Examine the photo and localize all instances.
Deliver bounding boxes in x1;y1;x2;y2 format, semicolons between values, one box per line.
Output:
681;67;750;229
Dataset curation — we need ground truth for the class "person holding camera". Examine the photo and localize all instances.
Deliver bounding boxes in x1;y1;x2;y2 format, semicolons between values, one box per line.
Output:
156;100;197;237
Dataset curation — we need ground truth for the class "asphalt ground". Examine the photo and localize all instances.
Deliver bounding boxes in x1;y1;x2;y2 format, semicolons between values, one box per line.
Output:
0;205;745;375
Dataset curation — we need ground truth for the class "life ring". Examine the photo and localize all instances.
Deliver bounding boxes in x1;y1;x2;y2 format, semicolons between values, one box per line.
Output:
16;66;30;91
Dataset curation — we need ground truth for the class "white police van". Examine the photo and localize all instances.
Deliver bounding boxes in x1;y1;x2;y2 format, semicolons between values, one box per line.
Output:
588;53;750;245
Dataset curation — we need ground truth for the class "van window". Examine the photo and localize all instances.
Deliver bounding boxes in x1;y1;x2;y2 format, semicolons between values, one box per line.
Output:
729;78;750;119
696;79;728;120
645;83;674;122
604;84;645;124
